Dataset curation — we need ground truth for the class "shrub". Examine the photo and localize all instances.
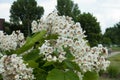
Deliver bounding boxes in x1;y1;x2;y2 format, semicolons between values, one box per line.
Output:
107;65;120;78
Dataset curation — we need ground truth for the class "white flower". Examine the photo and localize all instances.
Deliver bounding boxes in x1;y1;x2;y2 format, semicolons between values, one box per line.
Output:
0;31;25;51
0;54;35;80
58;54;66;62
46;55;53;61
53;56;57;62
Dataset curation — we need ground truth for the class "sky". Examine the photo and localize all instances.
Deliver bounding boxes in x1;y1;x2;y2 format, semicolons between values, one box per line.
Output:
0;0;120;33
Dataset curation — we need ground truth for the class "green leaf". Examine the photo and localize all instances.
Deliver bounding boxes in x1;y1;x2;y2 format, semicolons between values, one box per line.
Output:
47;69;79;80
65;70;79;80
83;71;99;80
33;68;47;80
15;30;46;54
43;61;55;67
27;60;39;68
63;47;75;60
63;60;81;71
0;74;3;80
5;50;15;55
23;49;39;61
46;34;59;40
47;69;64;80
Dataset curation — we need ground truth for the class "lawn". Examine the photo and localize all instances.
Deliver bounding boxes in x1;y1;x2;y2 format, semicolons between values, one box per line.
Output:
108;53;120;69
111;47;120;51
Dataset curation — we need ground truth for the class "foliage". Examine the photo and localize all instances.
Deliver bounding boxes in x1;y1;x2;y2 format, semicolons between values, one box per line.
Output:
3;21;24;35
83;71;99;80
104;22;120;46
0;12;110;80
47;69;79;80
15;30;46;54
107;65;120;78
78;12;102;46
3;22;12;34
101;37;112;47
56;0;81;22
10;0;44;36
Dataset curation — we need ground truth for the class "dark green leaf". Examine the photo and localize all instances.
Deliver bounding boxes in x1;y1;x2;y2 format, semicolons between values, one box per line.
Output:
27;60;39;68
65;70;79;80
63;60;81;71
47;69;64;80
0;74;3;80
33;68;47;80
83;71;99;80
43;61;55;67
47;69;79;80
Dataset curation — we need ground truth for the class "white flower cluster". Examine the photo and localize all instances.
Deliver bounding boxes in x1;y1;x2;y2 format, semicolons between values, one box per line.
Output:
40;40;66;62
0;31;25;51
76;44;110;72
0;54;34;80
31;11;110;73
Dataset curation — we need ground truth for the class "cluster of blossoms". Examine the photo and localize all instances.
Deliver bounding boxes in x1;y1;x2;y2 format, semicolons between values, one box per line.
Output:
32;11;110;74
76;44;110;72
0;31;25;51
0;31;32;79
0;54;34;80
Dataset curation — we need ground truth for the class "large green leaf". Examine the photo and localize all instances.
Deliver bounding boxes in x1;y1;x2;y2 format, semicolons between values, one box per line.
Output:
15;30;46;54
65;70;79;80
23;49;39;61
63;60;81;71
45;34;59;40
27;60;39;68
33;68;47;80
47;69;64;80
83;71;99;80
47;69;79;80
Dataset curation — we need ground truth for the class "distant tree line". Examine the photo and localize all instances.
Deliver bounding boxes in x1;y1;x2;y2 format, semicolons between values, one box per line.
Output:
103;22;120;46
4;0;119;47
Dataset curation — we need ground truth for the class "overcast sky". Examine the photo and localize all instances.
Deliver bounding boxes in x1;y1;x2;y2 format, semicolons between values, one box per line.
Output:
0;0;120;33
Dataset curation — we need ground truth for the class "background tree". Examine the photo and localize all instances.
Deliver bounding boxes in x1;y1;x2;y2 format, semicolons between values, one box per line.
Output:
101;36;112;47
56;0;81;22
10;0;44;36
104;22;120;46
3;22;23;35
78;13;102;46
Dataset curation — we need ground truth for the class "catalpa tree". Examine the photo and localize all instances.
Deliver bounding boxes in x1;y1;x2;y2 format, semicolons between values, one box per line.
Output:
0;11;110;80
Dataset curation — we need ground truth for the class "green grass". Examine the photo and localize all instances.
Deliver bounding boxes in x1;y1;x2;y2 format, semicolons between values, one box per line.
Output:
109;52;120;61
111;47;120;51
108;53;120;68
